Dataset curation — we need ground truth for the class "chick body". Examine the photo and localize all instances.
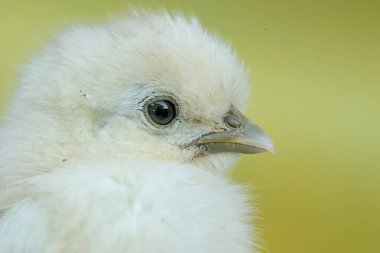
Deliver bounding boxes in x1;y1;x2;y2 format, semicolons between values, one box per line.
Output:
0;158;253;253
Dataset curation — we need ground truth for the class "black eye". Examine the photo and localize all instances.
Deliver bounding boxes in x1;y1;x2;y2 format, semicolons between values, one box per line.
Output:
146;99;177;126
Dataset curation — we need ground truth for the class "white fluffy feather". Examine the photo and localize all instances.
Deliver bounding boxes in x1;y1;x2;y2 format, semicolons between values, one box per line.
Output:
0;11;263;253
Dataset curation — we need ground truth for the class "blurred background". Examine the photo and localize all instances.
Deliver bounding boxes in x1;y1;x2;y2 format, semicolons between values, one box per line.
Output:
1;0;379;252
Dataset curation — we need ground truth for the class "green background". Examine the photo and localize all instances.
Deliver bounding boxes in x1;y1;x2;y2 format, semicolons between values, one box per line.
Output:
1;1;379;252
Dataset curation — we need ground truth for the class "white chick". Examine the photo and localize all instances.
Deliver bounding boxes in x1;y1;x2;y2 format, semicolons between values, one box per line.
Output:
0;11;274;253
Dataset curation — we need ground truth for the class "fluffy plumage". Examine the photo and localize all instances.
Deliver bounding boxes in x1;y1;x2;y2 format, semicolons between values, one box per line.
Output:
0;11;273;253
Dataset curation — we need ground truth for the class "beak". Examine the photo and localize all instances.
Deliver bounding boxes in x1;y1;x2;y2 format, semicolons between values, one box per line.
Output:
190;107;275;154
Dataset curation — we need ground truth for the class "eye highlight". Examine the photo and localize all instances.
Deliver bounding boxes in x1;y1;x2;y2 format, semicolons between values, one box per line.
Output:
143;96;178;127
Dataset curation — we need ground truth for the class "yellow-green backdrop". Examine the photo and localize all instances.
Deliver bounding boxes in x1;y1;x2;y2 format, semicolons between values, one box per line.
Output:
1;1;379;252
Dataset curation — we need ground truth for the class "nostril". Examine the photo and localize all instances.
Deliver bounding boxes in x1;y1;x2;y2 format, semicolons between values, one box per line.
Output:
224;114;242;129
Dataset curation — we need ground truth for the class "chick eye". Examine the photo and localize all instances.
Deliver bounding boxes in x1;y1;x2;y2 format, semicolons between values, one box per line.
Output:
144;96;178;127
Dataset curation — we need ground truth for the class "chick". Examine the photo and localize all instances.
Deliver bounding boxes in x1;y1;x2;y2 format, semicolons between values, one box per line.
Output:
0;11;274;253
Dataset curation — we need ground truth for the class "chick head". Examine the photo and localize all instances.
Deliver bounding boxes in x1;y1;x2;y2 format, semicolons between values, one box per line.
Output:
18;11;274;172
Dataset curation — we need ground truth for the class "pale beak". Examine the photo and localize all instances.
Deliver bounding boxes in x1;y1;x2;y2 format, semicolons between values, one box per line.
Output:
189;107;275;154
